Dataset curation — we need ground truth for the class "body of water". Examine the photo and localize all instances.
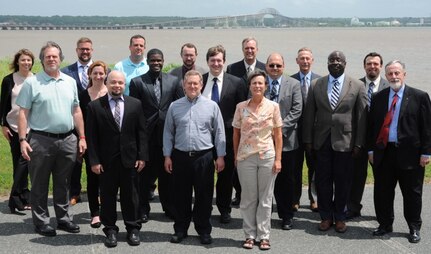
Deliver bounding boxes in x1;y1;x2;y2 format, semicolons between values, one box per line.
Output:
1;27;430;93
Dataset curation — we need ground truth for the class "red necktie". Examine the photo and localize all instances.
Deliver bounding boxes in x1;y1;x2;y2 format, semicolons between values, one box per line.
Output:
376;94;398;148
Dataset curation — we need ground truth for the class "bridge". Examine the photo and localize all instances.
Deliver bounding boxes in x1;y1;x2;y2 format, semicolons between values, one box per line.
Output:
1;8;294;30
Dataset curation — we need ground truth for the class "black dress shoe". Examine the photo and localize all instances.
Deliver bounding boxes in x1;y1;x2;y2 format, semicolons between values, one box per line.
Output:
127;230;141;246
170;232;188;243
199;234;213;245
57;221;80;233
408;229;421;243
105;232;118;248
148;190;155;201
281;218;293;230
372;225;393;236
140;214;149;223
35;224;57;237
231;197;241;206
220;213;231;224
346;210;361;220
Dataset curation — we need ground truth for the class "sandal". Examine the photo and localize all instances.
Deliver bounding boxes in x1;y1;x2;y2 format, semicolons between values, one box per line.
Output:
259;239;271;250
242;238;254;249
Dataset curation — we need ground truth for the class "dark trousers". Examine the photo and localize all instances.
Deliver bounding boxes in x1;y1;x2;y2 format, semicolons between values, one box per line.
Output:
347;149;368;213
373;144;424;231
315;136;353;221
294;142;317;204
83;153;100;217
216;143;234;214
8;129;30;209
70;160;82;198
274;149;297;220
172;149;214;235
100;156;140;234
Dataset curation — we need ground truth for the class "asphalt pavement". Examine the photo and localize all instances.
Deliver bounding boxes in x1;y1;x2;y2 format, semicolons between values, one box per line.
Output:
1;184;430;254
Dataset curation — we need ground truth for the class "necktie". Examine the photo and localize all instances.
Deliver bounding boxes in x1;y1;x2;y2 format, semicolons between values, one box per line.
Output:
367;82;375;108
246;66;252;74
113;98;121;129
376;94;398;148
330;79;340;110
301;76;309;102
154;78;161;104
211;77;219;103
81;65;88;89
270;79;279;102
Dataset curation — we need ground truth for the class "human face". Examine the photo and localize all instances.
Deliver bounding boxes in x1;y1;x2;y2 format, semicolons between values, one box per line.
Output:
129;38;146;59
107;71;125;97
43;47;61;74
183;74;203;99
296;50;314;74
242;40;258;64
90;66;106;85
207;52;224;76
364;56;382;80
385;63;406;92
327;51;346;78
181;46;197;68
148;54;164;73
76;42;93;64
266;54;284;80
18;54;33;72
249;75;267;97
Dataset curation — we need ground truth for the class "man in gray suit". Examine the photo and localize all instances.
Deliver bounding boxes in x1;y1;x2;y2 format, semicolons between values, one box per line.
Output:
303;51;367;233
346;52;389;219
266;53;303;230
169;43;206;79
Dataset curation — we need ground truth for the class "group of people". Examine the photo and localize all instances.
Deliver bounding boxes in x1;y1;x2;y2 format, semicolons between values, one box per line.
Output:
0;34;430;250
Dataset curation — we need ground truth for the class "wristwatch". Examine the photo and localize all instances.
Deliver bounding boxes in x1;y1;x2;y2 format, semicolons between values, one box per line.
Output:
19;137;27;142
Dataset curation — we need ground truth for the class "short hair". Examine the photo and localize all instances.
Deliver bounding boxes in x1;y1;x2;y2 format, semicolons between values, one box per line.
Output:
184;69;203;83
247;68;268;87
10;48;34;72
363;52;383;66
266;53;285;64
129;34;146;47
76;37;92;47
242;37;258;48
180;43;198;56
297;47;313;54
147;48;164;59
385;60;406;71
87;60;108;88
39;41;64;62
206;45;226;62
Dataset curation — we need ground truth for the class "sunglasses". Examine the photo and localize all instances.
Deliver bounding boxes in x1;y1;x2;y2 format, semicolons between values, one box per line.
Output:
268;64;282;68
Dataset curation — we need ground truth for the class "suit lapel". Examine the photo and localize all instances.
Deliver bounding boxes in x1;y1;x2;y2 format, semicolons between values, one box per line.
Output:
101;95;119;131
142;76;158;105
219;74;230;102
336;76;350;108
399;85;410;120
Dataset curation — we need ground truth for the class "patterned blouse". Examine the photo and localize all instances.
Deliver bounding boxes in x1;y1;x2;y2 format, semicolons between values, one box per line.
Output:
232;97;282;161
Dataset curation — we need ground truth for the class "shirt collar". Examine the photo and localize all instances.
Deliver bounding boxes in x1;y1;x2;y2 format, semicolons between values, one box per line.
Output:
243;59;257;71
209;72;224;83
365;76;381;86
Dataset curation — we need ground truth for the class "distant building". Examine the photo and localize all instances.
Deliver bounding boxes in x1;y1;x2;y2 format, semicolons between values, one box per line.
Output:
350;17;365;26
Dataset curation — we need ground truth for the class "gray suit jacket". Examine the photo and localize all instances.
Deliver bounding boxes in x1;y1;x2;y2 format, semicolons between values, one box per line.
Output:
265;76;303;151
303;74;367;152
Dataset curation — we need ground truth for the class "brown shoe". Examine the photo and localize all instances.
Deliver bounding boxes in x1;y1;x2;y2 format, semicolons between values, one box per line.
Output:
310;202;318;212
318;220;333;231
335;221;347;233
70;195;81;206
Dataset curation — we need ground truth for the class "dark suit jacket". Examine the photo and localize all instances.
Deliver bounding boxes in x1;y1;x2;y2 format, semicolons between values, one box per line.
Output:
303;74;367;152
367;85;431;169
0;73;15;128
86;95;149;168
169;65;207;79
129;72;183;144
61;62;85;94
226;59;266;84
202;72;247;143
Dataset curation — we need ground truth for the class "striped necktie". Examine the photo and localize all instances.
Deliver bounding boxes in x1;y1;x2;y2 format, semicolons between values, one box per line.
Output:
270;79;279;102
367;82;375;109
376;93;398;148
113;98;121;129
81;65;88;89
330;79;340;110
301;76;309;102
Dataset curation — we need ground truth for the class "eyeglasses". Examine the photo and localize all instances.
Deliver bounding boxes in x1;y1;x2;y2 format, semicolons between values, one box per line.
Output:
268;64;282;68
78;48;92;52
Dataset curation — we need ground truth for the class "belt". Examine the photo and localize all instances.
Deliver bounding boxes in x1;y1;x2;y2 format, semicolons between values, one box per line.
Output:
387;142;399;148
175;148;213;157
31;129;73;139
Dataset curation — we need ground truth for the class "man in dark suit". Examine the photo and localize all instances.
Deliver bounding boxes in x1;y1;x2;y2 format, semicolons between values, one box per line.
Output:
265;53;302;230
303;51;367;233
61;37;94;205
368;60;431;243
129;48;183;222
202;45;247;223
347;52;389;220
226;37;265;206
169;43;206;79
290;47;321;212
86;70;149;248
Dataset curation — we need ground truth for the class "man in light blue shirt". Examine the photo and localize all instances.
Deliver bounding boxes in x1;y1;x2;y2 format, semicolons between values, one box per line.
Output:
114;34;149;95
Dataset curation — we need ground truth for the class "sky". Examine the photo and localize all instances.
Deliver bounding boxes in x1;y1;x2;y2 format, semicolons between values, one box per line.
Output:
1;0;430;18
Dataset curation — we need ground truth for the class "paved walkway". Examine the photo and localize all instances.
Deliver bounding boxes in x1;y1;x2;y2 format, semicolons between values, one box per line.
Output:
1;185;429;254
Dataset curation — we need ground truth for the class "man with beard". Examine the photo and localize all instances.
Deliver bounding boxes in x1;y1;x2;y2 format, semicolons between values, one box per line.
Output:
61;37;94;206
169;43;206;79
368;60;431;243
130;48;183;223
303;50;367;233
346;52;389;220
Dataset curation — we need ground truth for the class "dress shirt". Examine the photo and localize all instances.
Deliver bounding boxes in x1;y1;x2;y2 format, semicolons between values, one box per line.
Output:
78;61;92;83
365;76;381;93
268;76;282;101
299;72;312;89
163;95;226;157
108;95;125;129
388;85;404;143
202;72;224;99
244;59;257;72
327;74;345;102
